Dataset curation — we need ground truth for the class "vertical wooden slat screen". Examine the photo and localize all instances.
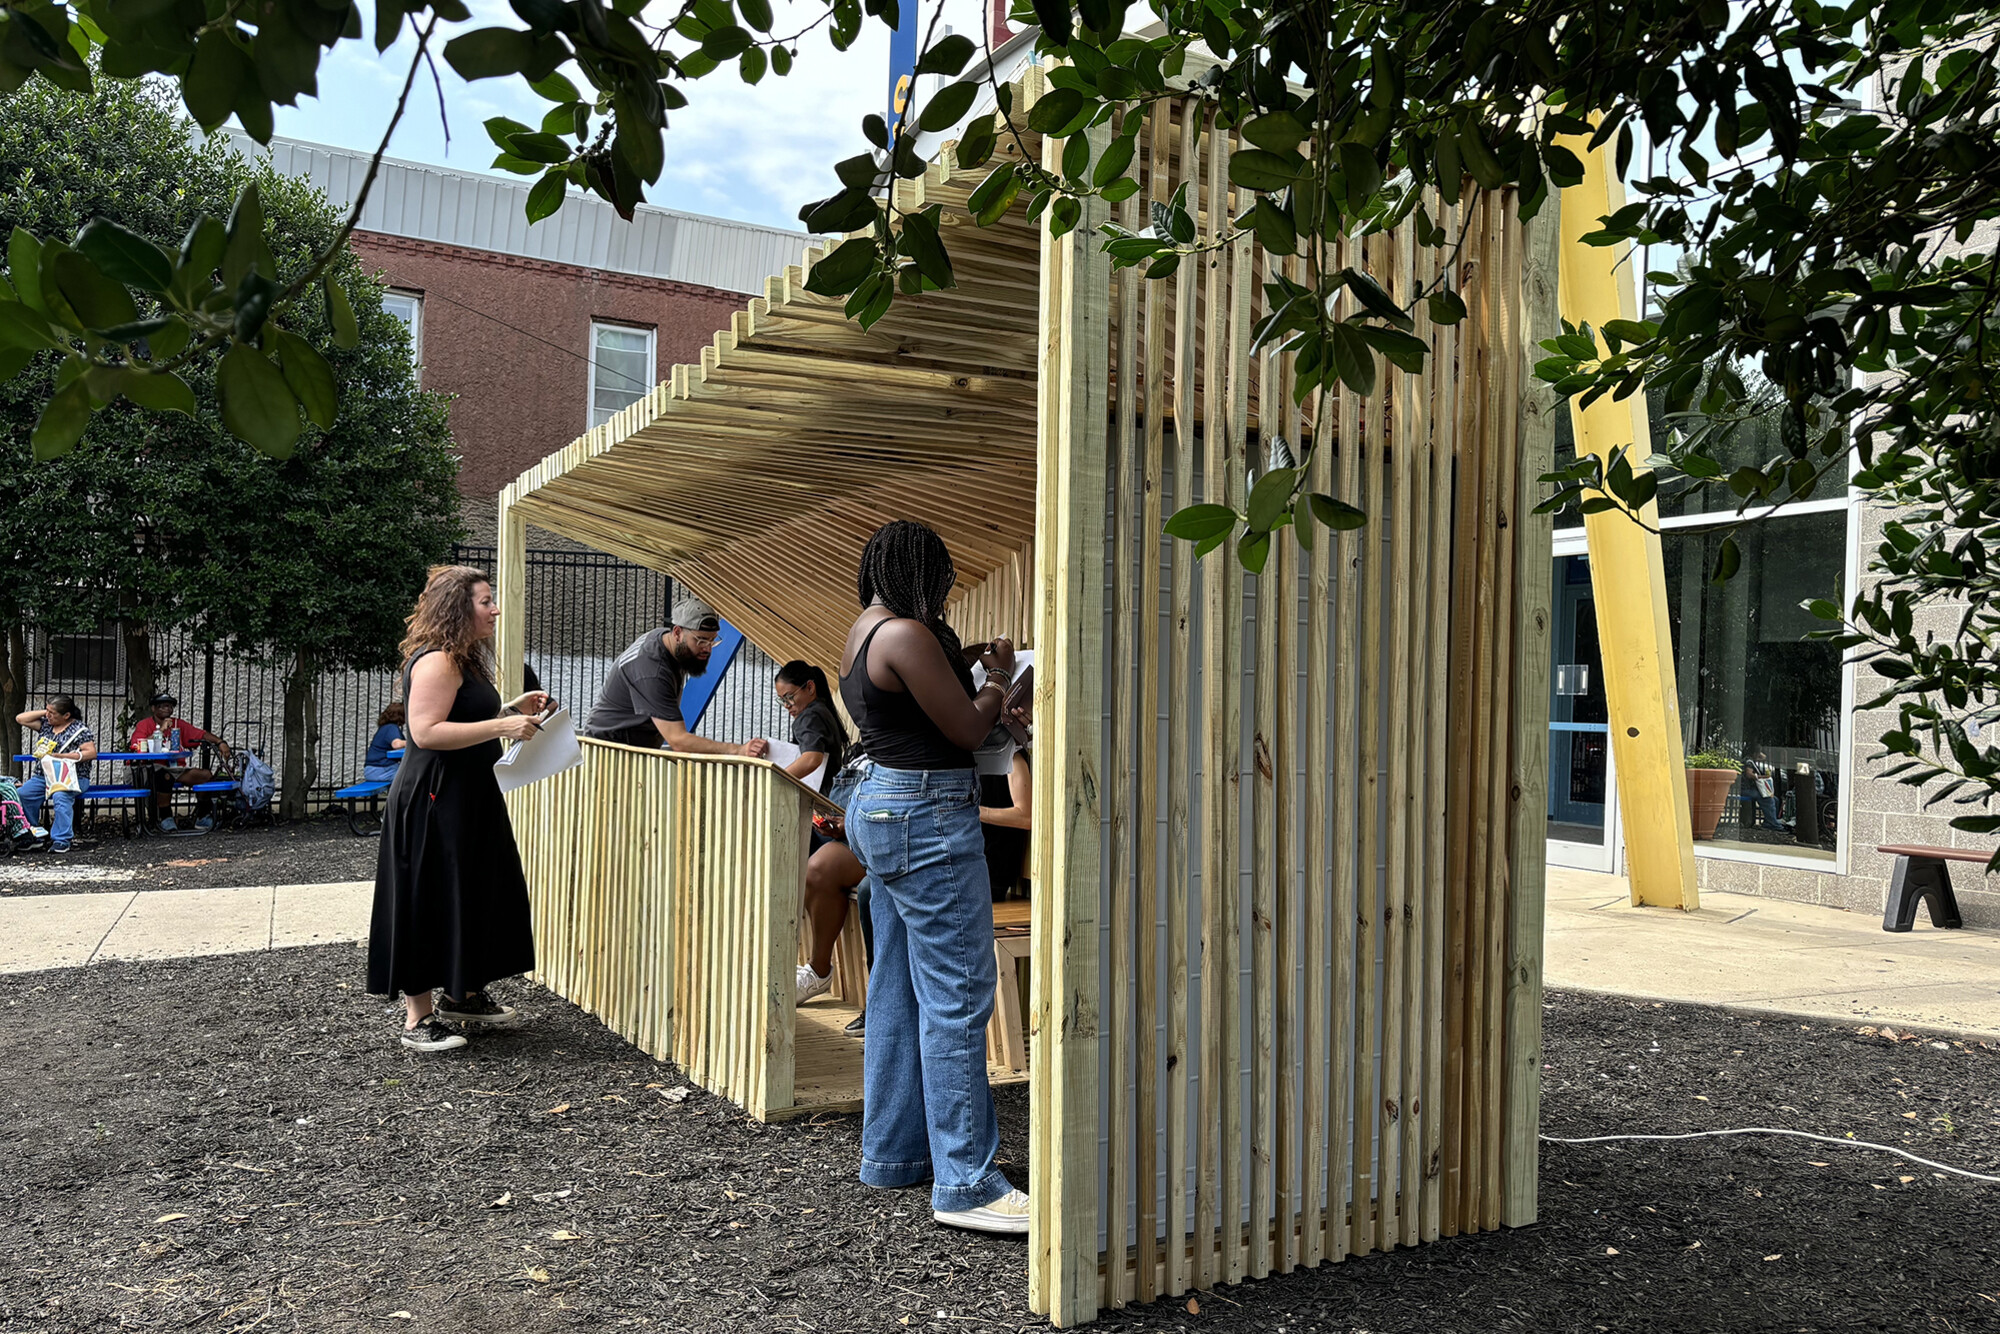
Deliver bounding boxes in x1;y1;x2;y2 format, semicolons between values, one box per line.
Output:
1031;87;1555;1320
507;739;809;1121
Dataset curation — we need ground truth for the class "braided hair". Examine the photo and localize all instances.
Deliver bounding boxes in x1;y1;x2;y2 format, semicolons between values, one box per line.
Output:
857;519;965;665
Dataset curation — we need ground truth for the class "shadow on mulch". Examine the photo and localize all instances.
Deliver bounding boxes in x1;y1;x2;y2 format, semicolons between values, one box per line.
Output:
0;816;377;896
2;950;1997;1333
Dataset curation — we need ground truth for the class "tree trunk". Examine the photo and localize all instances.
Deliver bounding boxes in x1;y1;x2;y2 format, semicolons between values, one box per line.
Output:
280;648;320;821
120;618;158;741
2;624;25;765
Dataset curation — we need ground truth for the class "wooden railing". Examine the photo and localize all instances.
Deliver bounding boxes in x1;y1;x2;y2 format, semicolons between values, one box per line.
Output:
506;738;816;1120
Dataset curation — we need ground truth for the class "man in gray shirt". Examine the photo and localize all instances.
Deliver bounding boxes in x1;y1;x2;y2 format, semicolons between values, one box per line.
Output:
582;593;770;758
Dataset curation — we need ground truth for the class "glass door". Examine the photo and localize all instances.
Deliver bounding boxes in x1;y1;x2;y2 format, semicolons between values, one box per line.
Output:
1547;547;1619;872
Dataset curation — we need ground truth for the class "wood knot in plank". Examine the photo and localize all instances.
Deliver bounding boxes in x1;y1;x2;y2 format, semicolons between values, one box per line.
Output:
1384;1098;1400;1122
1253;736;1273;780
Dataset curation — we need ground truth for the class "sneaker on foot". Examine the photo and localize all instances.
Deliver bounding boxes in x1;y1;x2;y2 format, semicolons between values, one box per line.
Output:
935;1189;1030;1235
158;816;177;833
48;842;72;855
844;1010;866;1038
434;989;522;1029
399;1015;467;1052
795;964;833;1007
195;815;215;831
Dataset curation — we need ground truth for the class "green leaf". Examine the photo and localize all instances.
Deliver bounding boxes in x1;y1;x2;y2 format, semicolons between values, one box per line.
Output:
1337;140;1382;205
221;184;273;295
1162;502;1237;541
1246;465;1297;531
1228;149;1307;192
443;27;535;80
1308;492;1367;531
914;33;974;76
919;79;979;133
968;163;1021;227
1355;324;1427;373
0;346;30;382
1062;133;1091;181
526;169;567;222
739;46;766;83
804;237;879;297
0;299;61;350
800;188;878;234
738;0;773;29
899;210;954;289
491;152;544;176
1237;530;1271;574
1252;197;1296;256
1241;112;1306;155
52;251;139;331
114;367;196;415
1427;289;1466;325
217;342;302;455
771;45;791;76
182;29;248;129
9;228;45;312
529;71;581;101
1092;133;1134;188
1328;323;1376;396
1709;536;1740;583
1342;267;1412;330
700;25;751;58
505;131;571;163
75;219;173;294
1027;88;1085;134
1457;120;1508;190
324;275;358;349
31;377;91;459
268;327;337;429
484;114;533;151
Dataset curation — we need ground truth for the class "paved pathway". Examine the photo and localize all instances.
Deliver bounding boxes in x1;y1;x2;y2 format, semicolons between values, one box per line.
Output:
0;881;369;974
4;870;1997;1040
1546;866;2000;1039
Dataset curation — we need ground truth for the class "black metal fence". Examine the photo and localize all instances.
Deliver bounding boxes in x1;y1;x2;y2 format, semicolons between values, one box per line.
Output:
12;547;796;810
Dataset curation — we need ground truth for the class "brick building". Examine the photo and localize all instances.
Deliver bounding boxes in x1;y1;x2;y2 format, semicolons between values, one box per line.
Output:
230;133;814;541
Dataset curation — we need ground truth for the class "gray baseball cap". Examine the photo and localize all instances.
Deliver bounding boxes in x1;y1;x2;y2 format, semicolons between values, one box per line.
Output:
672;592;721;633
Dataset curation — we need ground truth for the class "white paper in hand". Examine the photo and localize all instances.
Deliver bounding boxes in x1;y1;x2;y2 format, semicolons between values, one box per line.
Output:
762;738;826;795
493;706;584;794
970;647;1033;693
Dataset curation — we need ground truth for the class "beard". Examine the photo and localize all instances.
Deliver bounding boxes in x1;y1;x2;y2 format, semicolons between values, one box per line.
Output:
672;642;709;676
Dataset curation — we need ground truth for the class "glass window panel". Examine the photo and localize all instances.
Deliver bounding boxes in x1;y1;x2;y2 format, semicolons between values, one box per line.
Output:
381;292;422;378
592;325;654;426
1661;510;1847;859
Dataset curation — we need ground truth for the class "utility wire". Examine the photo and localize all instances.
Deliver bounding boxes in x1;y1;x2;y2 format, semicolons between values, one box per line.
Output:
417;287;658;394
1542;1126;2000;1183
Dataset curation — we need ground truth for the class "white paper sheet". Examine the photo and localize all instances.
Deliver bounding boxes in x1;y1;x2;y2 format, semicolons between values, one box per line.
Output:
762;738;827;796
970;647;1033;693
493;706;584;794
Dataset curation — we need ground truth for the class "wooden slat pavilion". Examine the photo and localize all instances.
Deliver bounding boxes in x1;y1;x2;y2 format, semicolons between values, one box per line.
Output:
494;62;1558;1329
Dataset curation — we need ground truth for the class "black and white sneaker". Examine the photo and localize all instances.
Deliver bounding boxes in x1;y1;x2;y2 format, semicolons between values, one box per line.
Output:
844;1010;866;1038
399;1016;468;1052
435;989;523;1029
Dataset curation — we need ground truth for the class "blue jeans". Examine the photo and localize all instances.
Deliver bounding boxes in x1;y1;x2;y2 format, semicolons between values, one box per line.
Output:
847;765;1011;1213
19;773;86;846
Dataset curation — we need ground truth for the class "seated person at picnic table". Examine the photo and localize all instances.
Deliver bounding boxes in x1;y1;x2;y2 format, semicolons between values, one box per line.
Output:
15;696;96;854
130;693;232;832
581;593;770;758
364;702;408;783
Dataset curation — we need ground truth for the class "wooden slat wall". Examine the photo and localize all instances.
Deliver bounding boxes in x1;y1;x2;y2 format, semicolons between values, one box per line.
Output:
507;738;810;1121
1051;91;1550;1314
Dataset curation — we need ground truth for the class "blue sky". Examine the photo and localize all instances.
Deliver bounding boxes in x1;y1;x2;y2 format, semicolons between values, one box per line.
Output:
268;0;986;234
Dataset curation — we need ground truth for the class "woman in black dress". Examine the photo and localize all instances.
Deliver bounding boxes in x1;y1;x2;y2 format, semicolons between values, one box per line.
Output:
367;565;549;1052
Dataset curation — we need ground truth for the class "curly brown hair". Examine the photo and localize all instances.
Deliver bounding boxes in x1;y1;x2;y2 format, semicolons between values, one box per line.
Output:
398;565;495;681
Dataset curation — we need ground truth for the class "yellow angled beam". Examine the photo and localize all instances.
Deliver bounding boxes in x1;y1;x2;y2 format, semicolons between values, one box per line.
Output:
1556;138;1700;911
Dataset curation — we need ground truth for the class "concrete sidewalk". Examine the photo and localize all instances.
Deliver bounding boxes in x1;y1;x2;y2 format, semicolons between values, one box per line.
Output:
3;870;1997;1040
0;881;369;974
1546;866;2000;1038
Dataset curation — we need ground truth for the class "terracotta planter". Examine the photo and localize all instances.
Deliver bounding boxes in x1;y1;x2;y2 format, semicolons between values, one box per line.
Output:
1685;767;1741;841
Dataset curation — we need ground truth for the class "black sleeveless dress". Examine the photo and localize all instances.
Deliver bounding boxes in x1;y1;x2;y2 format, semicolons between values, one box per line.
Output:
366;650;536;999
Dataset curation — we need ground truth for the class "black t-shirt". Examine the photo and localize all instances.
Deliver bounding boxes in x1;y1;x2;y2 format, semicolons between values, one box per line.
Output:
583;629;685;748
790;699;845;794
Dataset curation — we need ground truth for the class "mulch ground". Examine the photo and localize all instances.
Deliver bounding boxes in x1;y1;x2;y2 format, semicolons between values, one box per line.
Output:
2;950;1997;1334
0;816;377;896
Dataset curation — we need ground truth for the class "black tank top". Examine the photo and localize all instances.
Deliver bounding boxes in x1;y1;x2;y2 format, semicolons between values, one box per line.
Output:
839;617;975;771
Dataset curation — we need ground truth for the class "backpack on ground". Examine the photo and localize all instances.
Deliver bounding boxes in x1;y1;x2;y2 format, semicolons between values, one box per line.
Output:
238;750;276;815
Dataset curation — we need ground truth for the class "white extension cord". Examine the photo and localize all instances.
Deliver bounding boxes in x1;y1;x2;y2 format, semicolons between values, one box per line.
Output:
1541;1126;2000;1183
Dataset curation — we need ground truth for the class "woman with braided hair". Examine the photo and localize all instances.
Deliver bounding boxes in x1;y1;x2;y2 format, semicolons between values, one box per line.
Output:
838;519;1028;1236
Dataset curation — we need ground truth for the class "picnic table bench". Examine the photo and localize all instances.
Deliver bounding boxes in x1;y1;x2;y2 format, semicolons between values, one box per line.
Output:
333;779;392;836
1877;843;1991;932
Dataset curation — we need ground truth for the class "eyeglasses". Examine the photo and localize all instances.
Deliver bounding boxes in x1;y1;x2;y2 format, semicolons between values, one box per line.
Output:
777;689;801;707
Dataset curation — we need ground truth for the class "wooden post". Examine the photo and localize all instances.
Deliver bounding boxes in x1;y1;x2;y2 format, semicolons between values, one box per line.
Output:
497;493;527;701
1557;136;1699;911
1029;105;1108;1330
1502;189;1562;1228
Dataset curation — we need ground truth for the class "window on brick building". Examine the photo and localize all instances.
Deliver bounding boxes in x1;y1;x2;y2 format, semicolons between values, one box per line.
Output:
381;291;423;382
590;323;655;427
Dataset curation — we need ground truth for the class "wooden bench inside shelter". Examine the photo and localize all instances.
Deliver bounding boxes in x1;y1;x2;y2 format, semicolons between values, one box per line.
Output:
1876;844;1992;932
